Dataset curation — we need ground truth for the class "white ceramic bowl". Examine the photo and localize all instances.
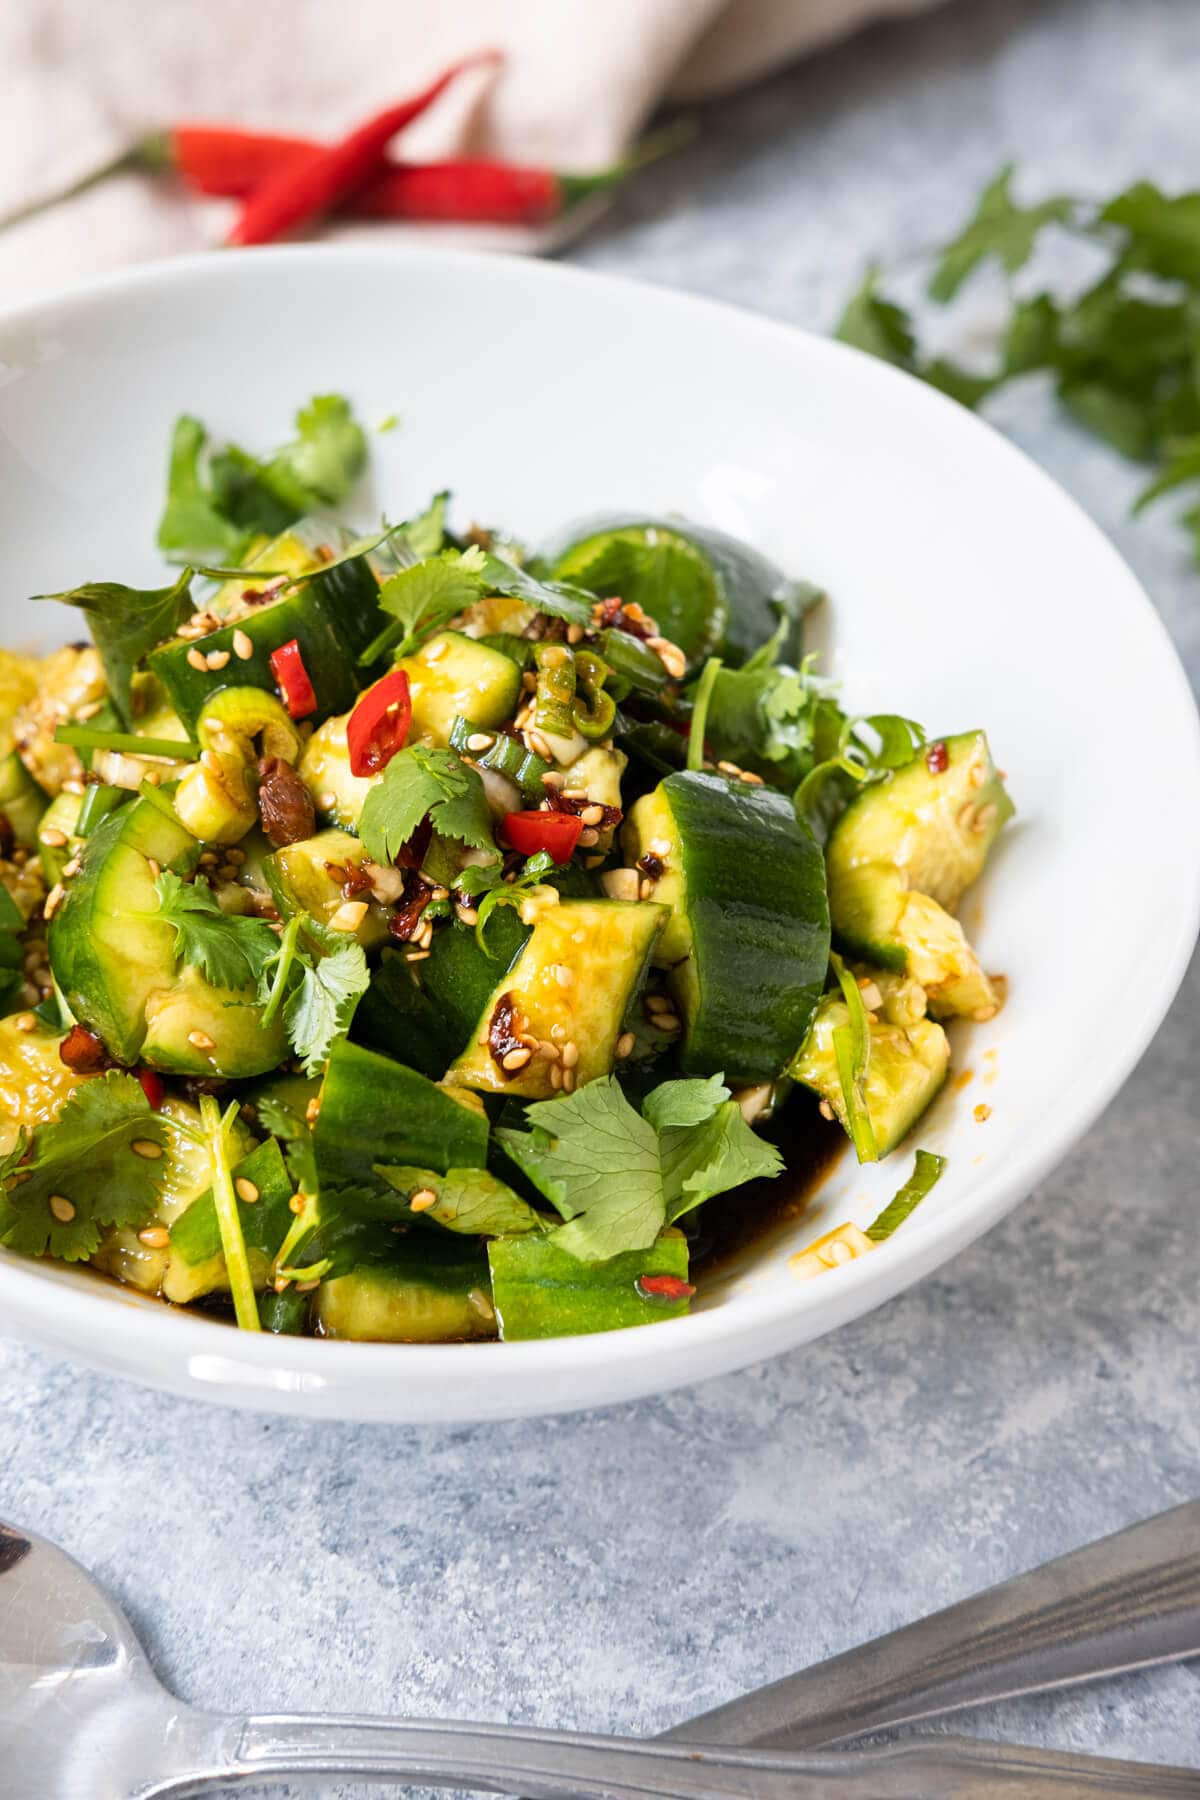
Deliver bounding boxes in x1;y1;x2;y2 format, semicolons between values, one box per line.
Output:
0;247;1197;1422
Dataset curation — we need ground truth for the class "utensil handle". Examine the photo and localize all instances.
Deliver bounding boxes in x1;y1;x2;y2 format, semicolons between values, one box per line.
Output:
148;1717;1200;1799
661;1499;1200;1750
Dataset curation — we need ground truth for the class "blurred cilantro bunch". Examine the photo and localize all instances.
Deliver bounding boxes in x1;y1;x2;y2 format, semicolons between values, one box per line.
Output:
838;168;1200;558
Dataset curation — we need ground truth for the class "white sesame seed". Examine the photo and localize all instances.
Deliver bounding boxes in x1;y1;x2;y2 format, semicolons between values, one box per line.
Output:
146;858;161;878
232;629;254;661
206;649;231;672
536;1039;560;1061
75;700;104;721
455;904;479;927
717;760;741;777
566;623;585;645
49;1195;75;1222
549;1062;563;1090
138;1225;170;1248
615;1031;636;1059
562;1067;577;1092
305;1097;321;1123
561;1042;579;1069
466;732;495;752
648;837;672;857
656;1012;681;1033
638;877;655;902
39;827;68;849
645;993;671;1013
502;1046;533;1071
579;804;605;827
186;647;209;672
62;856;81;879
740;769;764;785
143;770;162;786
235;1177;260;1203
552;963;573;988
288;1193;306;1215
62;778;85;796
131;1139;163;1160
600;867;639;903
15;1013;36;1033
468;1286;496;1320
818;1098;836;1121
577;827;600;849
957;802;977;831
318;792;337;811
187;1029;215;1051
409;1188;438;1212
43;883;65;920
407;949;430;962
527;729;553;762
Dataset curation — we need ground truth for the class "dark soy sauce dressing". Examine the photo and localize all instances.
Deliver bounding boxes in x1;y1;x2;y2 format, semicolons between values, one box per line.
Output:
690;1093;846;1284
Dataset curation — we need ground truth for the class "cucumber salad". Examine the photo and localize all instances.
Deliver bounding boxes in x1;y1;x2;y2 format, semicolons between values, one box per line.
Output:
0;396;1012;1342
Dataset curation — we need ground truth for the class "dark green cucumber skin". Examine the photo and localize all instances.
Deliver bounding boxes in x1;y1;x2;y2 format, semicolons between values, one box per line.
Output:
316;1237;493;1342
315;1040;489;1204
488;1231;690;1340
353;909;531;1077
542;513;808;667
47;795;197;1062
664;771;830;1085
169;1138;293;1267
258;1287;312;1334
149;554;381;733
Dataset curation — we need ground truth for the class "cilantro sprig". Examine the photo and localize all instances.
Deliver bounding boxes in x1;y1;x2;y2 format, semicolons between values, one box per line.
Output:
373;1164;547;1237
840;164;1200;567
36;569;194;726
257;913;370;1076
0;1072;167;1261
497;1074;782;1263
154;871;279;992
156;395;367;565
359;745;497;869
454;850;556;954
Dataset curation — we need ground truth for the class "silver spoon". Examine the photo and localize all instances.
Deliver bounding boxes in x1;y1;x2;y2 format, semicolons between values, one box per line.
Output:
3;1520;1198;1800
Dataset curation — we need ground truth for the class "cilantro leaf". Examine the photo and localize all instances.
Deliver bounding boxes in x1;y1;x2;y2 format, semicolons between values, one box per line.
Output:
497;1074;783;1264
157;395;367;565
359;746;496;867
642;1074;728;1132
929;164;1075;302
701;658;840;789
373;1164;546;1236
154;871;279;992
35;569;194;727
1100;182;1200;286
0;1073;166;1261
835;266;918;369
661;1100;783;1222
282;938;370;1077
375;545;488;656
255;1092;319;1199
476;552;595;628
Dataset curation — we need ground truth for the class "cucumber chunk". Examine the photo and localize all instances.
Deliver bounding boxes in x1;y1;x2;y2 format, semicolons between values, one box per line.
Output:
828;730;1013;912
314;1039;490;1203
624;771;830;1085
265;827;389;946
488;1230;691;1340
0;751;47;847
830;868;1003;1021
47;794;287;1075
445;896;666;1099
791;987;949;1156
395;632;521;748
315;1238;495;1342
299;711;372;829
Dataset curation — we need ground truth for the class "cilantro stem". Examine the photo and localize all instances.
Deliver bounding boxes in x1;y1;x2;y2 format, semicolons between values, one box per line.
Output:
260;914;301;1028
277;1256;331;1283
358;617;405;666
687;656;723;773
199;1094;260;1332
57;724;199;760
273;1190;319;1272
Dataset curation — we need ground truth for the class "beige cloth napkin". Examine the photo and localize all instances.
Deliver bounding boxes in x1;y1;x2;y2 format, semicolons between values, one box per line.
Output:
0;0;941;303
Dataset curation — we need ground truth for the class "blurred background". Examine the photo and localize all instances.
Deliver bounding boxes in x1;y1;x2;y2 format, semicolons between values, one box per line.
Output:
5;0;1200;1788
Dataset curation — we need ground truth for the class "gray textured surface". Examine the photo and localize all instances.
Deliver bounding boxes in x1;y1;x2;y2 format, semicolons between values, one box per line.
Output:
3;0;1199;1791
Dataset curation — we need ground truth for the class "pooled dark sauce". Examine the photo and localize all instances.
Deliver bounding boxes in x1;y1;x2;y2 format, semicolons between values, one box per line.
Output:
690;1094;847;1286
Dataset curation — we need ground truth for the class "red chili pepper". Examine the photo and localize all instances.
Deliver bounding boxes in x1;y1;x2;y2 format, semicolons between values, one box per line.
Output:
637;1273;696;1302
268;640;317;719
227;52;501;247
168;125;314;197
352;159;628;224
503;810;583;862
137;1067;166;1111
347;669;412;777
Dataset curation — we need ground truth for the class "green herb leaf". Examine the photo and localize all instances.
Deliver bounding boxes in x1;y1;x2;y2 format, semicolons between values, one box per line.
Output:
642;1073;729;1132
281;938;370;1077
35;570;194;726
498;1073;783;1264
477;551;596;628
374;545;488;656
835;266;918;369
359;745;496;867
0;1073;166;1261
1100;182;1200;285
866;1148;947;1241
154;871;279;992
929;164;1075;302
262;393;367;512
687;655;722;772
661;1100;783;1223
255;1091;319;1200
373;1164;546;1237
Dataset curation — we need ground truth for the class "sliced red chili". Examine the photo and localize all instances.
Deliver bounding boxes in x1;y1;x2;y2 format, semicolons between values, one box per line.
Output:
137;1067;166;1110
503;810;583;863
925;740;950;775
347;669;412;777
268;639;317;720
637;1273;696;1302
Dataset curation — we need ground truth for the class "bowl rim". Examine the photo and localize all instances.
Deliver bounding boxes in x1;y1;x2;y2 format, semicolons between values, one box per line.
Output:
1;242;1198;1414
